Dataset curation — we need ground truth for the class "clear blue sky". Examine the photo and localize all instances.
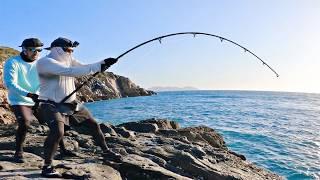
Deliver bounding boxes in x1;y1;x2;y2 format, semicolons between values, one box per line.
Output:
1;0;320;93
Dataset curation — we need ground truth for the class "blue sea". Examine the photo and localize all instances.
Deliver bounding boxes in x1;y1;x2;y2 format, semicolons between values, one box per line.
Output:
85;91;320;180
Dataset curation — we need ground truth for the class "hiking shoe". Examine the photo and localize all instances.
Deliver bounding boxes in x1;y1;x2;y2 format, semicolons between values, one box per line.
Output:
13;153;24;163
41;165;62;178
102;150;123;163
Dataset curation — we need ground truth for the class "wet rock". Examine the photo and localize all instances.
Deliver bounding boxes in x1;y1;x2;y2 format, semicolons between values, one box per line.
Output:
118;121;159;133
100;123;117;136
178;126;227;149
141;118;180;129
113;126;135;138
158;129;179;136
230;150;246;161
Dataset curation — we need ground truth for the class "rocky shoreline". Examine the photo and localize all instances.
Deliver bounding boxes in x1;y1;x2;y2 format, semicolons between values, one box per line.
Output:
0;119;282;179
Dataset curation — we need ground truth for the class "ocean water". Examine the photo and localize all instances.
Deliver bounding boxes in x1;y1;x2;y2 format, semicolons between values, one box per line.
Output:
85;90;320;179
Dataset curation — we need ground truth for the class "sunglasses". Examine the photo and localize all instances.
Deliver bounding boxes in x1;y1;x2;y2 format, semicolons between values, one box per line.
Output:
63;47;74;53
27;48;42;53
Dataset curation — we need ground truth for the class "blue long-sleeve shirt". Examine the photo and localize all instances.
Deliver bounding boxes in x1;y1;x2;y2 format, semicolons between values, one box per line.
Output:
3;55;39;106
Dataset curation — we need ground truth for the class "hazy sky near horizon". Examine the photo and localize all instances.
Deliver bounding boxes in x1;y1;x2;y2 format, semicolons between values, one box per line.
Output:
1;0;320;93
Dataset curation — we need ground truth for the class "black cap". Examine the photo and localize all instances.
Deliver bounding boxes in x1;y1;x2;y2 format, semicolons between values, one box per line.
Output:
19;38;43;47
44;37;79;50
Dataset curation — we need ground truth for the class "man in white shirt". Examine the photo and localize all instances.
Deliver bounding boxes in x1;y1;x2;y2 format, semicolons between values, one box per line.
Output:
37;37;120;178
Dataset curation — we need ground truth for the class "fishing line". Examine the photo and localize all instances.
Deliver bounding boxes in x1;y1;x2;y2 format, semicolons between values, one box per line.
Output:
61;32;279;103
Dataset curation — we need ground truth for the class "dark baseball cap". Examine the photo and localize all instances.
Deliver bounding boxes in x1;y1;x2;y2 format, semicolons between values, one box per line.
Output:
44;37;79;50
19;38;43;47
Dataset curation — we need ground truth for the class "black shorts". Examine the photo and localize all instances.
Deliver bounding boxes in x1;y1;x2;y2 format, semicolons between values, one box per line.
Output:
11;105;38;123
38;102;94;128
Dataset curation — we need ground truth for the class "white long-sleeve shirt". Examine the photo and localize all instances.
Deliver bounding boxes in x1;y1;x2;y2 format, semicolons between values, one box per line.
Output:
37;47;103;103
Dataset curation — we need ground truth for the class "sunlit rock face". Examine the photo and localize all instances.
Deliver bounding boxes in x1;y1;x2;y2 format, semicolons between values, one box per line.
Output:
75;72;156;102
0;47;19;124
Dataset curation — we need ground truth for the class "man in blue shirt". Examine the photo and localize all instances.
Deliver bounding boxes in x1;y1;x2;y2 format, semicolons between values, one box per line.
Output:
3;38;43;163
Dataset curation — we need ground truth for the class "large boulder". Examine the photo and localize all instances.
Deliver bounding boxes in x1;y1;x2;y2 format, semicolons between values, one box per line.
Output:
117;118;179;133
75;72;156;102
140;118;180;129
117;121;159;133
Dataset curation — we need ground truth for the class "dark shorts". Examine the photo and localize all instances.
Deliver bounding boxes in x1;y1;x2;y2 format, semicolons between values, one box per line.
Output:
11;105;41;124
38;102;94;128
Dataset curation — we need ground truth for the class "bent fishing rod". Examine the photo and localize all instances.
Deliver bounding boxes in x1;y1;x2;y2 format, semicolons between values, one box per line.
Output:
60;32;279;103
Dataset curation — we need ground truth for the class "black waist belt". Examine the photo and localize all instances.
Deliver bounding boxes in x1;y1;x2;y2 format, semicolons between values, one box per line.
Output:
39;100;74;106
38;99;55;104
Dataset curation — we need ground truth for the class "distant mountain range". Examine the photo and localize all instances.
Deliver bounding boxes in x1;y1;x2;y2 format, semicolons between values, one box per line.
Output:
149;86;199;92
